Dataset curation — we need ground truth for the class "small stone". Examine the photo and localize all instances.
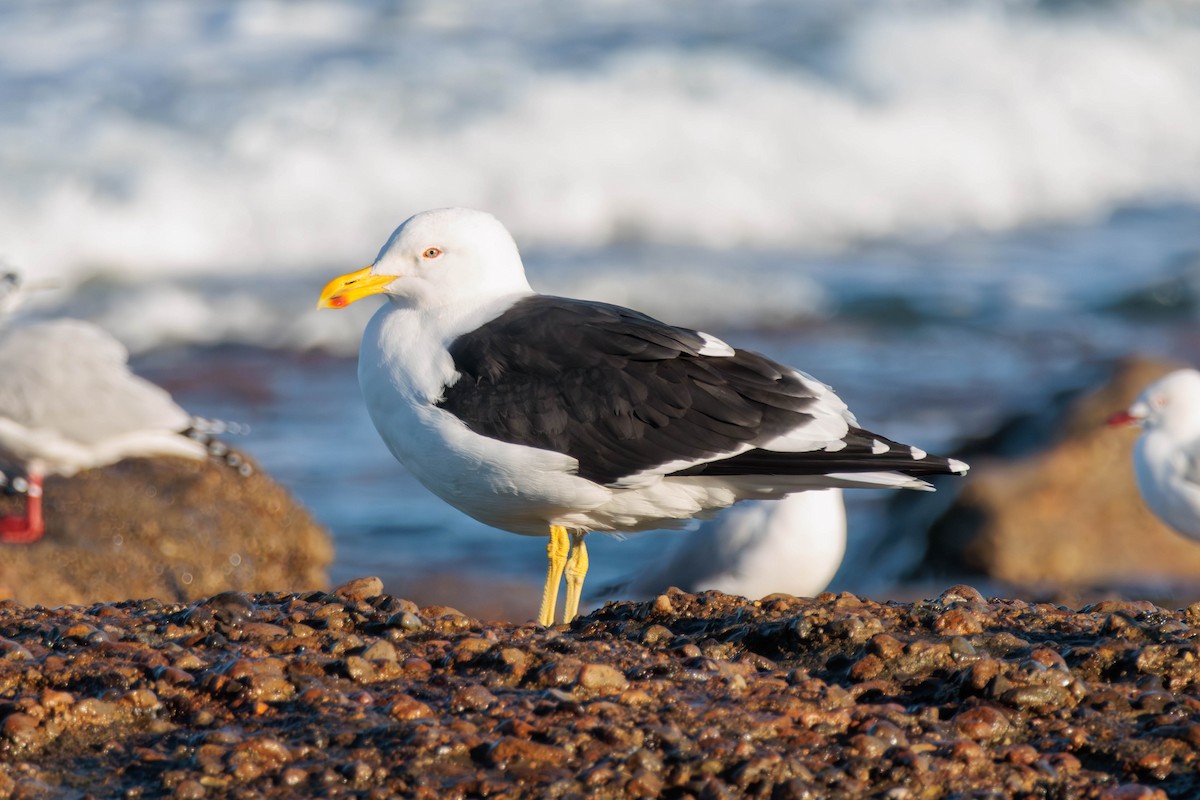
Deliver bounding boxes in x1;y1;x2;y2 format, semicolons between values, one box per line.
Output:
74;698;119;723
342;760;373;786
155;667;195;686
389;695;434;721
39;689;75;710
536;659;582;688
499;648;527;671
934;608;983;636
949;636;977;658
868;633;905;660
1;713;37;745
954;704;1010;741
120;689;161;711
849;653;884;681
0;638;32;661
652;594;674;615
334;576;384;602
240;622;287;639
452;637;494;661
1000;684;1072;713
641;625;672;646
388;611;426;632
280;767;308;787
343;656;376;683
625;771;664;798
938;585;986;605
487;736;569;769
453;685;497;712
200;592;256;628
361;639;398;662
173;779;206;800
578;663;629;693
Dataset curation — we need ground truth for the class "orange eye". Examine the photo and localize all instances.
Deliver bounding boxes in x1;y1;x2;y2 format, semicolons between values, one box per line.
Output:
422;247;442;259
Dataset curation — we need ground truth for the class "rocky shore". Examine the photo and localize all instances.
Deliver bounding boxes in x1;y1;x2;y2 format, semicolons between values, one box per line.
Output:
1;578;1195;798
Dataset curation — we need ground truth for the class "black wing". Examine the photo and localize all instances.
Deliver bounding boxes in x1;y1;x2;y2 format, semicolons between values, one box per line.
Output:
436;296;821;486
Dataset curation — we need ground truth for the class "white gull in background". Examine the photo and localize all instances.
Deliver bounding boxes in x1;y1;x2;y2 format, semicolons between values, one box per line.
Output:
1110;369;1200;540
318;208;969;626
603;489;846;601
0;273;217;544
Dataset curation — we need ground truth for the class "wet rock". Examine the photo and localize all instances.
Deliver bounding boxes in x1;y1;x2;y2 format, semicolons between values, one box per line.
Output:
578;663;629;693
0;455;332;605
452;685;497;712
1;713;37;746
388;694;434;721
333;576;384;603
360;640;398;663
486;736;569;769
1;585;1199;796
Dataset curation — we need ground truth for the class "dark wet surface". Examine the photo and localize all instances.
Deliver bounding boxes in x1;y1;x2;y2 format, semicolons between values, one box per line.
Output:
1;580;1197;798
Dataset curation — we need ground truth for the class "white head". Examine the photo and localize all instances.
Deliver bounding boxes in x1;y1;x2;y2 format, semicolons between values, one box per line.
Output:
318;208;532;311
1113;369;1200;437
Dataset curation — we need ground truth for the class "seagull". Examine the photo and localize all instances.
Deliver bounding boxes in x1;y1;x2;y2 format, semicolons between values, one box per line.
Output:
318;208;968;626
1110;368;1200;540
0;273;215;544
603;489;846;601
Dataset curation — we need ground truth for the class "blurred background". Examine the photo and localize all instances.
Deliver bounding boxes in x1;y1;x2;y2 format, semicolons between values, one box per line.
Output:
4;0;1200;612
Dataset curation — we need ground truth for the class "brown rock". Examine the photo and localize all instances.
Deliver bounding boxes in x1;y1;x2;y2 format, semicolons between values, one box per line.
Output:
953;704;1010;741
486;736;569;769
334;576;384;602
0;455;332;605
926;357;1200;586
388;694;434;721
934;608;983;636
578;663;629;693
1;712;37;745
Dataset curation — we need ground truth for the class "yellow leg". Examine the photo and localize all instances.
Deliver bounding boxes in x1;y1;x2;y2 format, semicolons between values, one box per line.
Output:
563;530;589;624
537;525;570;626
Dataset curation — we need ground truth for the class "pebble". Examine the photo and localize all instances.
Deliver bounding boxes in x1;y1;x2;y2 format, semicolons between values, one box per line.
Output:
578;663;629;693
360;640;398;662
953;704;1010;741
388;611;426;632
333;576;384;603
486;736;569;769
389;695;434;721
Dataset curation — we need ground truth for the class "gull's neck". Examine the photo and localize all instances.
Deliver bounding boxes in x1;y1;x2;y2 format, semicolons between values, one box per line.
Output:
364;290;535;405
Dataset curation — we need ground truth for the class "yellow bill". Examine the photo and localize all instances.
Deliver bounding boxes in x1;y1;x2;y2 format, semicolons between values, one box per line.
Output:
317;266;397;309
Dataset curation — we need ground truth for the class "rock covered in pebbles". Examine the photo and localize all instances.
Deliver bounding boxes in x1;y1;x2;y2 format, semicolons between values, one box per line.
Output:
0;579;1197;797
0;454;332;605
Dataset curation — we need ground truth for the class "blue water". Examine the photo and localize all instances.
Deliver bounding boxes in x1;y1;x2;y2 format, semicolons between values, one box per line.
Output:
7;0;1200;608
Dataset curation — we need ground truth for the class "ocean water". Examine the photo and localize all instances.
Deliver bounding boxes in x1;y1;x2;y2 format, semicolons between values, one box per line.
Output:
5;1;1200;611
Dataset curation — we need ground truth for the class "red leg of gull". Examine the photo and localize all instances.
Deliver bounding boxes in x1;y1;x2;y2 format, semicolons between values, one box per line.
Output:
0;472;45;544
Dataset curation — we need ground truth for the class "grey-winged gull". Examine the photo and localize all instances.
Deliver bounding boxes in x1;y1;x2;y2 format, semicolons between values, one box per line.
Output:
317;208;968;626
0;274;214;543
1110;368;1200;540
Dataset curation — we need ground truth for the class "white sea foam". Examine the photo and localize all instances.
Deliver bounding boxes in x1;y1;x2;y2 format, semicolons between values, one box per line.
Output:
2;1;1200;351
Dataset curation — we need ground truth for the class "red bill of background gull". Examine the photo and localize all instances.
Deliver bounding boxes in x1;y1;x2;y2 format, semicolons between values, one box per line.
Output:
0;273;234;544
600;489;846;602
1110;368;1200;540
317;208;968;626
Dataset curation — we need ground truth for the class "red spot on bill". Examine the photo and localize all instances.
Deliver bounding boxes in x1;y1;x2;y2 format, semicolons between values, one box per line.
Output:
329;296;348;308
